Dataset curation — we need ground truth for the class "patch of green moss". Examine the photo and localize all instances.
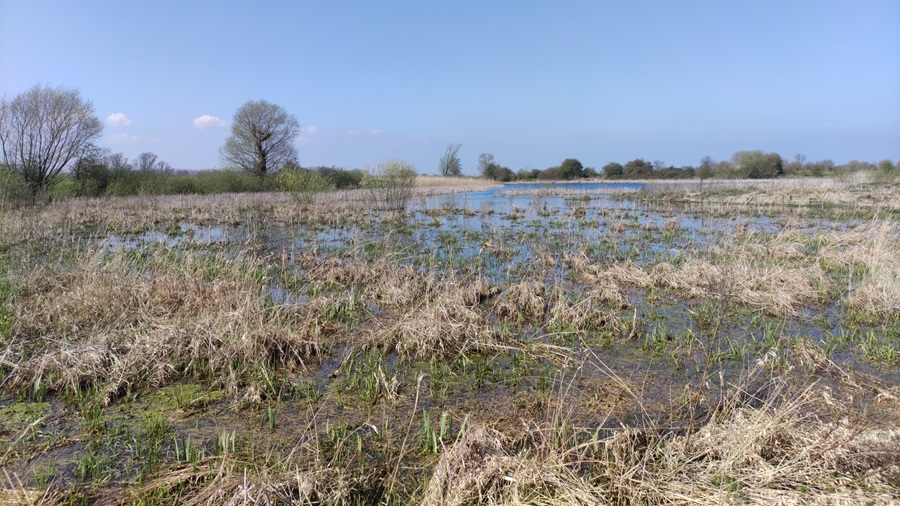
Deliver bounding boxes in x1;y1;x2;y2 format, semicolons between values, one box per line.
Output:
0;400;52;427
114;384;224;424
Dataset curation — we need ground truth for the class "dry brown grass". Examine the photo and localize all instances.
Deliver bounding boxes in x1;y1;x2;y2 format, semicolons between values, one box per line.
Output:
294;252;514;359
368;276;504;359
640;174;900;212
589;259;823;316
492;282;550;321
415;175;501;191
818;222;900;316
122;456;377;506
3;247;320;402
572;219;899;317
0;180;500;248
421;379;900;506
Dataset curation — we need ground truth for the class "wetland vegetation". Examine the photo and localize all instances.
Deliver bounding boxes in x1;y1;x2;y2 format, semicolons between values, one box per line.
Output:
0;175;898;504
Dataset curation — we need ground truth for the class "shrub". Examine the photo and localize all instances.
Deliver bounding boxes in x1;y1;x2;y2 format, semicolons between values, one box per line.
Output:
363;159;417;211
105;174;142;196
277;167;332;210
0;168;30;208
483;163;515;182
517;168;540;180
732;150;784;179
558;158;584;179
314;166;363;189
537;167;562;180
49;178;77;200
603;162;624;179
72;156;112;197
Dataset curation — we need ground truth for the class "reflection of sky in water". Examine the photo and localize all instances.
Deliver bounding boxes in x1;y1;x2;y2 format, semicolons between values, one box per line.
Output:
101;182;868;283
89;184;897;389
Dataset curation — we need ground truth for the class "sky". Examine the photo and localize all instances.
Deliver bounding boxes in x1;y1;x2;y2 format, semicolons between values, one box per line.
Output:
1;1;898;175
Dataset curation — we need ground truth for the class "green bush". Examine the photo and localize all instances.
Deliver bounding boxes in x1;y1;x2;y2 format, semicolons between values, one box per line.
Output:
191;170;270;193
0;169;30;207
362;159;417;211
277;167;332;209
483;163;515;181
315;167;363;189
603;162;624;179
105;174;142;196
49;179;77;200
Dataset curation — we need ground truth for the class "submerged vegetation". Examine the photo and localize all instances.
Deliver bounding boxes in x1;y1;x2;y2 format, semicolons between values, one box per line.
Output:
0;175;898;504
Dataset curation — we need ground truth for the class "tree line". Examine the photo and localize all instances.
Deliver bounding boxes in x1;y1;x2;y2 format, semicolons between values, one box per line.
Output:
1;83;897;204
478;151;898;182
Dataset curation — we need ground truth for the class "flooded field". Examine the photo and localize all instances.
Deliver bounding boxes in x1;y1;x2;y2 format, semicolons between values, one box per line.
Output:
0;179;898;504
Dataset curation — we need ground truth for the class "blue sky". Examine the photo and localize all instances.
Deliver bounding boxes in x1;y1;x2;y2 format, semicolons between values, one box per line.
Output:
2;1;898;174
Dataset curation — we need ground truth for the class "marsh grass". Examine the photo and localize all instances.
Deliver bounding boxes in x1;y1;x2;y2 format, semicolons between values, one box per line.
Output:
3;246;320;403
422;366;900;506
569;218;898;319
636;175;900;216
0;182;898;503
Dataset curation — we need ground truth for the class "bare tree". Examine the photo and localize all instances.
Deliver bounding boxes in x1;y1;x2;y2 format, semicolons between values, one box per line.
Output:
698;156;716;179
789;153;807;174
478;153;495;177
221;100;300;177
439;143;462;176
135;152;159;172
0;84;103;197
106;152;131;172
156;161;173;174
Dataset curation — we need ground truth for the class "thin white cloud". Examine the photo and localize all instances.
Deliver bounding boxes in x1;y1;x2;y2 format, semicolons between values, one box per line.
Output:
106;112;132;127
193;114;229;129
303;125;319;135
370;129;384;136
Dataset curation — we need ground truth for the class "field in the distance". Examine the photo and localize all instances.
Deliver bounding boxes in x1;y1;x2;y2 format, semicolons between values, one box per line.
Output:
0;176;898;505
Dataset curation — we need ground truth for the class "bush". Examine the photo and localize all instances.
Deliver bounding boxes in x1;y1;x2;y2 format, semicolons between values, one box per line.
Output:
517;169;540;181
537;167;562;180
483;163;515;182
314;166;363;189
603;162;624;179
0;169;30;208
363;159;417;211
105;173;142;196
624;159;654;178
190;170;269;193
49;178;77;200
277;167;332;210
732;151;783;179
558;158;584;179
72;156;112;197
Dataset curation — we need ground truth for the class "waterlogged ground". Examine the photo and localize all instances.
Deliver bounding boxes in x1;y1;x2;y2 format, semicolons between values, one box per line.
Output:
0;181;898;504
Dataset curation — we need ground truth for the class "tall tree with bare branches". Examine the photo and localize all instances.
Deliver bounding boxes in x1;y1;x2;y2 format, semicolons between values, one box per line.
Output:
439;143;462;176
220;100;300;177
0;84;103;197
